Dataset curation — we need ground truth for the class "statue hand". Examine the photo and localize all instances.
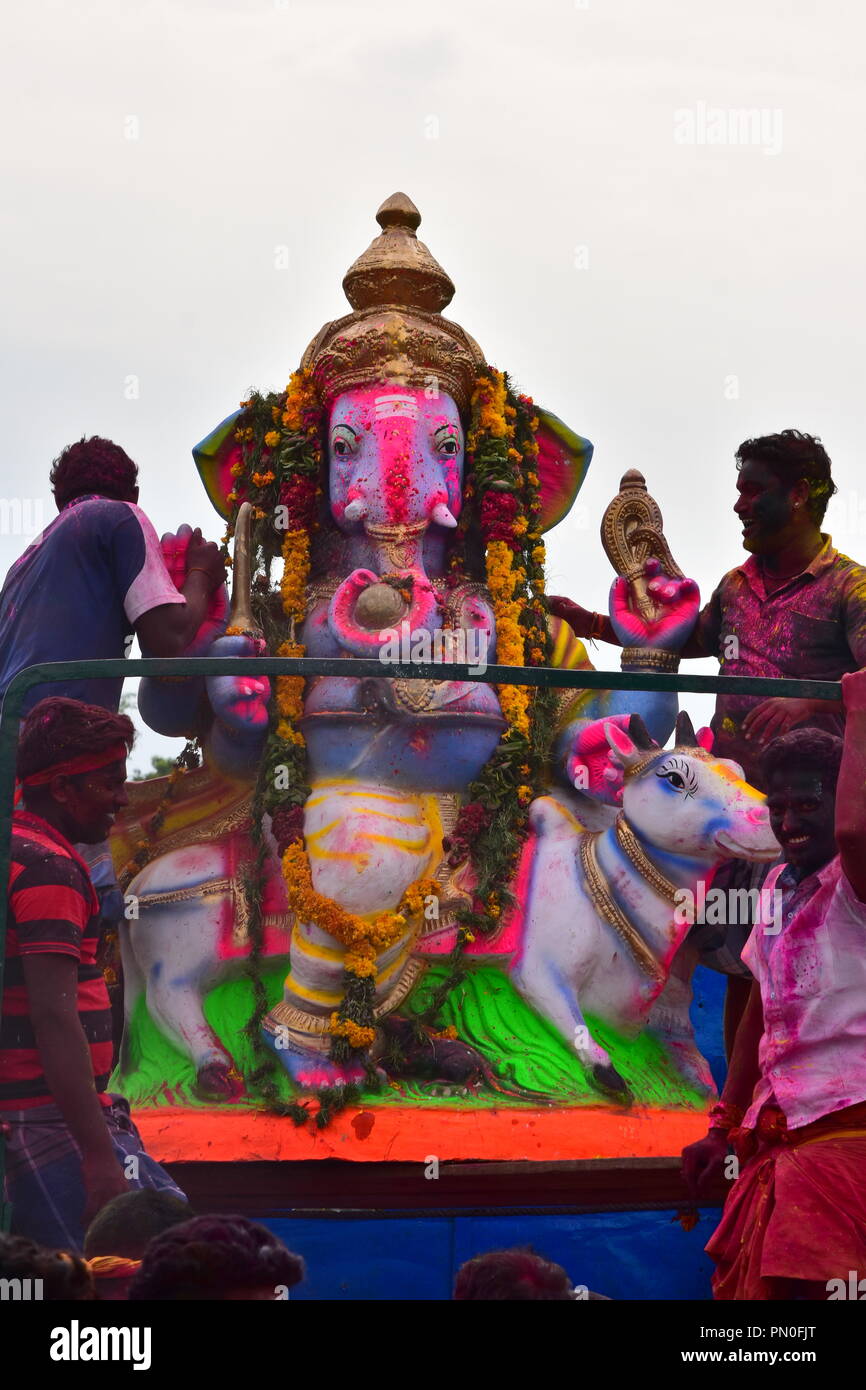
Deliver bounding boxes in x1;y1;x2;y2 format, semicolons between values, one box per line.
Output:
206;634;270;735
566;714;630;803
609;558;700;651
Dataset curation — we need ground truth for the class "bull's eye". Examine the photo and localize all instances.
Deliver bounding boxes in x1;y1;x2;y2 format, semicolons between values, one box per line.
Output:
655;757;697;796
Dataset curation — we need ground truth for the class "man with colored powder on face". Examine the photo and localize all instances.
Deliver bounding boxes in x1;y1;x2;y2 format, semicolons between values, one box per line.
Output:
0;697;185;1254
681;675;866;1300
552;430;866;789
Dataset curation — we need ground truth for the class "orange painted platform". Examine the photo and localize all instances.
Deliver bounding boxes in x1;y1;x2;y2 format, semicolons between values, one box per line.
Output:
134;1103;709;1165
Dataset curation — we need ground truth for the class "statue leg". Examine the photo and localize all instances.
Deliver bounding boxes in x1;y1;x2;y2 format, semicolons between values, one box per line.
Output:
264;781;438;1092
645;941;715;1096
512;959;631;1100
126;850;245;1101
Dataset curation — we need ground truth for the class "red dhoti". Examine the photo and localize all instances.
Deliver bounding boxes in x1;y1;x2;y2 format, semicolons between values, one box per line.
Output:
706;1101;866;1300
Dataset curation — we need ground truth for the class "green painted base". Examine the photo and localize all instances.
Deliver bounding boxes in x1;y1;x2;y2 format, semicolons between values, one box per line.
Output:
113;963;707;1113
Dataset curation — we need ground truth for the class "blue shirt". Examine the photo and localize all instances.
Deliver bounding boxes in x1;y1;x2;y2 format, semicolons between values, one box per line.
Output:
0;495;185;716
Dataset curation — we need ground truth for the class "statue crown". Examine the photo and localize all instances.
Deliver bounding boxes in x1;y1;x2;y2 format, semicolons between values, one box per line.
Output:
302;193;485;413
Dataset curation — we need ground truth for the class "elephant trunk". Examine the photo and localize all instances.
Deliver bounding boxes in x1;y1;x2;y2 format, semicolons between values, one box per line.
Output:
328;519;442;656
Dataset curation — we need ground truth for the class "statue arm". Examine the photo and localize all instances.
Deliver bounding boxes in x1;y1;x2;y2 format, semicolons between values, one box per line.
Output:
202;634;270;781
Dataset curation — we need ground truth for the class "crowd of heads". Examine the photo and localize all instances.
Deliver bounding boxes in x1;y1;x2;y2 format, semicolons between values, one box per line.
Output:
0;1205;600;1301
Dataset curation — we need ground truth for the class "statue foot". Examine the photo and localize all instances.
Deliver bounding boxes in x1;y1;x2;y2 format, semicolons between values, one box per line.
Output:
591;1062;633;1104
261;1027;367;1091
194;1060;246;1102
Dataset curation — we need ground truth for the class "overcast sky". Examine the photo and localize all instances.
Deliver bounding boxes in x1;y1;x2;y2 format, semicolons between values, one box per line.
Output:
2;0;863;772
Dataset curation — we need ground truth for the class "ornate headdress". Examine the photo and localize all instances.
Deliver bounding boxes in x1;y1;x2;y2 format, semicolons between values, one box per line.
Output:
300;192;485;413
193;193;593;533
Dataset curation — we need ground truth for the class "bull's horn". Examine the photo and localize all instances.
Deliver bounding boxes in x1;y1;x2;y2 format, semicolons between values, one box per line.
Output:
674;710;698;747
228;501;263;637
628;713;658;751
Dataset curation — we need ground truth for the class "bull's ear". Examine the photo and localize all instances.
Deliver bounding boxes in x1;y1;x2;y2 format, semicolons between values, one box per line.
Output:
605;719;640;769
192;411;244;521
534;407;593;533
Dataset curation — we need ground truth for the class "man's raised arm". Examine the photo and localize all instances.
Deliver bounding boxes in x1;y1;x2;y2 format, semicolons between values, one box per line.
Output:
835;669;866;903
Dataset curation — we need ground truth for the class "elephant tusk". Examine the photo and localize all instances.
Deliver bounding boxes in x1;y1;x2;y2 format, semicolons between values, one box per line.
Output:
227;501;263;638
431;502;458;528
344;498;367;522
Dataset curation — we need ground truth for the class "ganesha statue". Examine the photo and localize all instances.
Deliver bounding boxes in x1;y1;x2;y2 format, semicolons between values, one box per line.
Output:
112;194;778;1112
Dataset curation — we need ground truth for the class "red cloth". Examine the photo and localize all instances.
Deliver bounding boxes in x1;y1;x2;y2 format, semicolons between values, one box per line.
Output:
0;811;111;1109
707;1101;866;1299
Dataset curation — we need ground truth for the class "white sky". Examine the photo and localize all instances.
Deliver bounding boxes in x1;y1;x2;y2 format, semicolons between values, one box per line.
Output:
1;0;864;773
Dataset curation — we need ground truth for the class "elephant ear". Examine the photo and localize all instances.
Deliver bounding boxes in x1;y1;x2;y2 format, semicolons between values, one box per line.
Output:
192;411;244;521
534;407;593;533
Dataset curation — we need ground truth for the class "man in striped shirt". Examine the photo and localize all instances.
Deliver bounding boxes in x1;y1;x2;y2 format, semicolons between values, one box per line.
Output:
0;697;185;1252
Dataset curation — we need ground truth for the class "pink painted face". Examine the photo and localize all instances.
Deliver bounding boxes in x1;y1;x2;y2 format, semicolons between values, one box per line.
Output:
328;387;463;531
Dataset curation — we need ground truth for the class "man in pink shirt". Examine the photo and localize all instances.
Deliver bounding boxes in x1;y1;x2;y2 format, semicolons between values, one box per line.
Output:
681;667;866;1300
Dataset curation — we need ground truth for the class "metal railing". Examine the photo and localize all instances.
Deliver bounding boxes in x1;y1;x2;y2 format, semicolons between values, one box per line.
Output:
0;655;843;1228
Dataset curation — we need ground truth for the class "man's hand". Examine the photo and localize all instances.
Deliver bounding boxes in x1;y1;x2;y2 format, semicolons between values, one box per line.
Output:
548;596;588;635
836;670;866;902
81;1150;129;1225
682;1130;730;1201
185;528;227;593
610;559;700;651
742;696;826;742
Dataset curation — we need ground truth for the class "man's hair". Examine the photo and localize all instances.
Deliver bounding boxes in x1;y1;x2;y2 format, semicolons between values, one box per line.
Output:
454;1247;575;1301
0;1233;95;1300
84;1190;193;1261
49;436;138;510
17;697;135;788
127;1215;305;1301
761;728;844;796
735;430;836;524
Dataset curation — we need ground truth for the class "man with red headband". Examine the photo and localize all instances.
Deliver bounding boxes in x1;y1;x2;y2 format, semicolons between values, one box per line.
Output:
0;698;185;1253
